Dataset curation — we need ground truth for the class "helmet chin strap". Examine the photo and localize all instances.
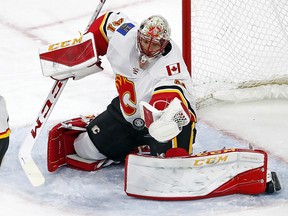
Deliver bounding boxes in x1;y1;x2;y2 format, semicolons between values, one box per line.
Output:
137;38;162;69
138;50;161;69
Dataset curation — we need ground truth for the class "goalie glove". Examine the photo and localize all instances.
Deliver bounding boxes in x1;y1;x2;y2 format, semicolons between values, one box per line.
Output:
140;98;191;142
39;32;103;80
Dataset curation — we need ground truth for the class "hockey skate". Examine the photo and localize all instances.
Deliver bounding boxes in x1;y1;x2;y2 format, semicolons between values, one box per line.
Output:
265;170;281;194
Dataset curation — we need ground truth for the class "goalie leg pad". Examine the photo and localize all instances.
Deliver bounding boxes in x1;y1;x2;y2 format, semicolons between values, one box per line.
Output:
47;121;82;172
65;154;115;172
125;148;269;200
48;116;117;172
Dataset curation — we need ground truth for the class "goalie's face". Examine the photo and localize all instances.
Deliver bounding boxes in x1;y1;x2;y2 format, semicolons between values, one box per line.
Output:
138;33;163;58
137;15;171;58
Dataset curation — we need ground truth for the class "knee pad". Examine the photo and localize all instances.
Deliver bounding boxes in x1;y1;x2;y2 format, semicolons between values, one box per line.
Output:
74;132;106;160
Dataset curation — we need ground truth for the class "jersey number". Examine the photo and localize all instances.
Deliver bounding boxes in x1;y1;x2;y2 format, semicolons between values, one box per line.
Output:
107;18;124;33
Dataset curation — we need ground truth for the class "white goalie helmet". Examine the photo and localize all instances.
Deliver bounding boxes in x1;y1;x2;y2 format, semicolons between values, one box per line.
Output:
137;15;171;58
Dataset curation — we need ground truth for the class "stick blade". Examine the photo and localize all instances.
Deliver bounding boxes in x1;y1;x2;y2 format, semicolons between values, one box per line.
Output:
19;155;45;187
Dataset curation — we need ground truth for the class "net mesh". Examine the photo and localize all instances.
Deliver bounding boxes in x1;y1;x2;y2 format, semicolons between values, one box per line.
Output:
190;0;288;108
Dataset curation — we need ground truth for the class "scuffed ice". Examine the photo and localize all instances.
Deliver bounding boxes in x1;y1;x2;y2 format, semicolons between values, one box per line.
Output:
0;122;286;216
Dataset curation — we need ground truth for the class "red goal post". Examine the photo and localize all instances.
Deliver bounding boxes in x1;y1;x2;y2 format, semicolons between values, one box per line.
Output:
182;0;191;74
182;0;288;109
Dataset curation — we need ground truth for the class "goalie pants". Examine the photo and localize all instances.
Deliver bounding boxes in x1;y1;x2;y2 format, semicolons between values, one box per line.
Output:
87;97;196;162
0;137;9;167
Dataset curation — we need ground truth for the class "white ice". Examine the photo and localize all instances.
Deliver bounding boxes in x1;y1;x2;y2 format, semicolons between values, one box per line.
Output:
0;0;287;215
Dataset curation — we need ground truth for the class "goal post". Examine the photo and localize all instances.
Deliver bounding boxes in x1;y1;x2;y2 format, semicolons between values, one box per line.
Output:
182;0;191;74
182;0;288;109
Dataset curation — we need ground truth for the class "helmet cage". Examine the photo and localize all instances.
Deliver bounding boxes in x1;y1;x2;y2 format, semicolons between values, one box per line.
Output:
137;31;169;58
137;15;171;58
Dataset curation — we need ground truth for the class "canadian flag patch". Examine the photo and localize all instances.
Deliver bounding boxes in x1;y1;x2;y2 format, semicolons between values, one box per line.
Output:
166;63;181;76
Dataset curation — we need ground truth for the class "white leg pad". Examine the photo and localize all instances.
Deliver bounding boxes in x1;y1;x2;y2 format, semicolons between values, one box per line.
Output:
125;148;268;200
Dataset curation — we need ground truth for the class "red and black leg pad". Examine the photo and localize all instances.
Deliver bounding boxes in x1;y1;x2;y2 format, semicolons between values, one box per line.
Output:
48;115;143;172
47;117;86;172
47;116;108;172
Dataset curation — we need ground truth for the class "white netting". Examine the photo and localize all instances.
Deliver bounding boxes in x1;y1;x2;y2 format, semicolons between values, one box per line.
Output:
190;0;288;108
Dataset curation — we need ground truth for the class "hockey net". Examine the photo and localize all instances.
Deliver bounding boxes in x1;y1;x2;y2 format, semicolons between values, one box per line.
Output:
183;0;288;109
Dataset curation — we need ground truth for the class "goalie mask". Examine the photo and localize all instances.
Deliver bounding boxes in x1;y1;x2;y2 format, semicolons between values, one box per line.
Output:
137;15;171;59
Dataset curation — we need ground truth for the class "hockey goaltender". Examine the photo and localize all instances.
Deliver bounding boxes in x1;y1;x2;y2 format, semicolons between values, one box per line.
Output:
37;10;281;200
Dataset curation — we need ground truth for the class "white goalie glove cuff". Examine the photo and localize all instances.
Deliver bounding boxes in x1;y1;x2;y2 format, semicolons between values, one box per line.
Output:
54;61;103;81
140;98;191;142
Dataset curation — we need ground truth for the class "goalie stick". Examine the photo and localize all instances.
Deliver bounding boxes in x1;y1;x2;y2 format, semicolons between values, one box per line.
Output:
18;0;107;187
18;80;67;186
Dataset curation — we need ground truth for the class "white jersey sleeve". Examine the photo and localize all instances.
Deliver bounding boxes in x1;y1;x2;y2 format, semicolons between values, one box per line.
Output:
0;95;10;139
101;12;137;42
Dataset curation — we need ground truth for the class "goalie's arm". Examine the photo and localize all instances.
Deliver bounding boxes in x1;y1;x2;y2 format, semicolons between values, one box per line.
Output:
149;85;196;119
86;11;133;56
140;85;197;142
